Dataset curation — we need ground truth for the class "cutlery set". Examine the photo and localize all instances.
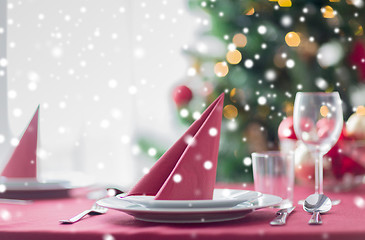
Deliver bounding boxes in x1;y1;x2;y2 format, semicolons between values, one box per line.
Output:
58;187;337;225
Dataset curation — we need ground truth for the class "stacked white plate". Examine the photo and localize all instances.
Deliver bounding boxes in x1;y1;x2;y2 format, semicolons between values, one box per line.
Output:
97;188;282;223
0;172;94;199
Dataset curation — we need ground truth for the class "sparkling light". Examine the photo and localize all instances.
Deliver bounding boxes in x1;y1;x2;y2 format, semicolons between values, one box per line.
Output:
278;0;292;7
0;184;6;193
265;69;276;81
258;96;267;105
244;59;254;68
128;85;137;95
354;196;365;208
286;59;295;68
180;108;189;118
281;15;292;27
285;32;300;47
223;105;238;119
103;234;115;240
214;62;229;77
257;25;267;35
315;78;328;90
0;210;11;221
0;58;8;67
209;127;218;136
226;50;242;64
108;79;118;88
10;138;19;147
173;174;182;183
184;135;196;146
232;33;247;48
148;148;157;157
204;161;213;170
321;6;335;18
243;157;252;166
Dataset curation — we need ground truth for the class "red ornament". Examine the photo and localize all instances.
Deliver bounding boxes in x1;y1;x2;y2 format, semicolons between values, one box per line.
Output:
278;116;297;140
349;40;365;83
325;125;365;179
173;85;193;107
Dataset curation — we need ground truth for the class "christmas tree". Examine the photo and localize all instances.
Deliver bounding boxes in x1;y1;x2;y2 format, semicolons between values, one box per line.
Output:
171;0;365;182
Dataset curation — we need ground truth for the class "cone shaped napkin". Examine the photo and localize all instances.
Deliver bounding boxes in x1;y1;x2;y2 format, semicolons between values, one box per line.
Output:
128;93;224;200
1;107;39;179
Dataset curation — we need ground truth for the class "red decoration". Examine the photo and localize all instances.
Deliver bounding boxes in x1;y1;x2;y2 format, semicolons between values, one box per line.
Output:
316;118;335;139
278;116;297;140
173;85;193;107
349;40;365;83
325;125;365;179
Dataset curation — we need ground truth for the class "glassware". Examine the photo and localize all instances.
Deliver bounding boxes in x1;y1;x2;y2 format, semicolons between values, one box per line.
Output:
252;151;294;208
293;92;343;194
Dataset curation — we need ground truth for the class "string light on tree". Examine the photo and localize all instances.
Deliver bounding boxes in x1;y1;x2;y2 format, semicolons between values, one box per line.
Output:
214;62;229;77
226;50;242;64
321;6;336;18
285;32;301;47
232;33;247;48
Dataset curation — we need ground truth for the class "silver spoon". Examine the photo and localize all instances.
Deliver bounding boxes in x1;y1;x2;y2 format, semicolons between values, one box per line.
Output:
303;193;332;225
298;199;340;206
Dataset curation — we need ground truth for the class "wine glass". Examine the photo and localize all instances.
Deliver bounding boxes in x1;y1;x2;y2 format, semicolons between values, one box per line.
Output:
293;92;343;194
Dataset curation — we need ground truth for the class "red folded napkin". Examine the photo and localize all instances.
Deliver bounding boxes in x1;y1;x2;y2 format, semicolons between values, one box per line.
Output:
1;106;39;179
127;93;224;200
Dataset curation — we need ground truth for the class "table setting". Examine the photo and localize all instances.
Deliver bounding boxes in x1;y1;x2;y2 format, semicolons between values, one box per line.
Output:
1;0;365;239
1;91;364;240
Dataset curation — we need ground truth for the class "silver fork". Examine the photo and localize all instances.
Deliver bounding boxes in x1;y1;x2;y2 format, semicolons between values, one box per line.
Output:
59;203;108;224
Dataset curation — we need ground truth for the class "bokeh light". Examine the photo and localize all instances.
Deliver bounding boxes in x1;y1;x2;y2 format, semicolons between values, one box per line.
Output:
278;0;292;7
214;62;229;77
226;50;242;64
321;6;335;18
223;105;238;119
285;32;301;47
320;105;329;117
232;33;247;48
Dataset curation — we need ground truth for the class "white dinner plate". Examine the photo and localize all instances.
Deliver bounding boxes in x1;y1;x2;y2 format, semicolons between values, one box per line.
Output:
0;178;72;191
0;172;94;199
97;193;282;223
119;189;262;208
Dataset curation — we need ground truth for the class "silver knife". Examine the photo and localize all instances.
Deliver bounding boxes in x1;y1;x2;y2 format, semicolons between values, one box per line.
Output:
270;206;296;226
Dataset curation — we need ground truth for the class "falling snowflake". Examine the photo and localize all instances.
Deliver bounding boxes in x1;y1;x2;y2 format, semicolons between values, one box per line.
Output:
0;184;6;193
354;196;365;208
286;59;295;68
243;157;252;166
0;210;11;221
10;138;19;147
208;127;218;136
258;96;267;105
180;108;189;118
203;160;213;170
257;25;267;35
244;59;254;68
184;135;196;146
173;173;182;183
148;148;157;157
103;234;115;240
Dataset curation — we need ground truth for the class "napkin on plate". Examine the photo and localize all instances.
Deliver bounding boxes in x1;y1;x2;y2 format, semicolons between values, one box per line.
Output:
127;93;224;200
1;106;39;179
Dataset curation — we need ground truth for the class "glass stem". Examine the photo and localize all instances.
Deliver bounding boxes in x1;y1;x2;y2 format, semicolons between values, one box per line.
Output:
314;148;323;194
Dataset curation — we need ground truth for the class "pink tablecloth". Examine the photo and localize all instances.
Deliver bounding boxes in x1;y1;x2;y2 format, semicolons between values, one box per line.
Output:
0;184;365;240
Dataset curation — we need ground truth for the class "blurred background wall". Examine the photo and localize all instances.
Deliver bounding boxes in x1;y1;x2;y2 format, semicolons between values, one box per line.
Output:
0;0;201;187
